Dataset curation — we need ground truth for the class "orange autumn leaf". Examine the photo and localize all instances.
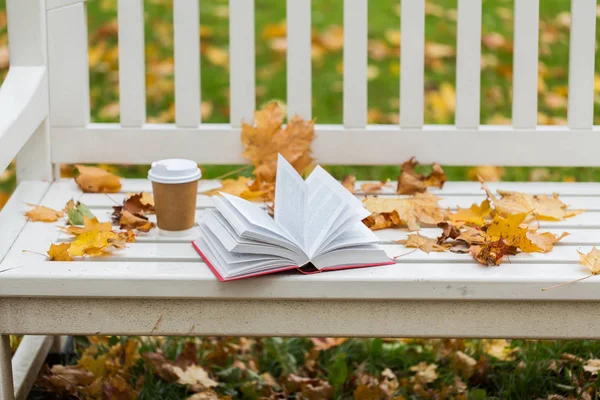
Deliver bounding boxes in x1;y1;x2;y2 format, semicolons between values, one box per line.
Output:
206;176;269;201
450;200;492;226
311;338;348;351
119;210;155;232
25;204;64;222
397;157;446;195
75;165;122;193
363;193;448;231
60;216;113;236
47;243;73;261
241;102;315;185
398;234;450;253
123;192;155;214
341;175;356;193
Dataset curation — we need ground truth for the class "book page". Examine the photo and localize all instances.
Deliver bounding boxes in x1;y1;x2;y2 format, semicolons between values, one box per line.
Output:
305;189;346;257
274;154;308;249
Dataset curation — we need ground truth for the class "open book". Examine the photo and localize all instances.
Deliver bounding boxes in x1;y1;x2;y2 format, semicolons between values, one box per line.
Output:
192;155;393;281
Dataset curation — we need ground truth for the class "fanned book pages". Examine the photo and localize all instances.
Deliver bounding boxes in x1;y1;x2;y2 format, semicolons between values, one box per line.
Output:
192;155;394;281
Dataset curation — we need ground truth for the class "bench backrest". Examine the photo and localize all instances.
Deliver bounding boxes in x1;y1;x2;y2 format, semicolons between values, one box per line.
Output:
12;0;600;169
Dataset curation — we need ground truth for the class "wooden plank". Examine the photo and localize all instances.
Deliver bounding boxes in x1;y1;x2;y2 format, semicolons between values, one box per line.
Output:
5;297;600;338
512;0;539;128
229;0;255;127
0;181;50;264
47;2;90;126
51;124;600;166
286;0;312;120
343;0;367;128
118;0;146;127
568;0;596;129
12;336;53;400
400;0;425;128
455;0;482;128
174;0;200;127
0;335;14;400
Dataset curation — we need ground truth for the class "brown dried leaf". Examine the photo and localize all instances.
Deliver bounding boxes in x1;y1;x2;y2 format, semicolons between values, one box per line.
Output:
341;175;356;193
409;362;438;384
25;204;64;222
470;240;518;266
119;210;155;232
398;234;450;253
437;222;461;244
481;179;582;221
457;225;488;246
286;374;334;400
75;165;122;193
241;102;315;185
397;158;446;195
579;247;600;275
47;243;73;261
526;231;568;253
360;181;390;193
123;192;155;215
363;193;447;231
453;351;477;380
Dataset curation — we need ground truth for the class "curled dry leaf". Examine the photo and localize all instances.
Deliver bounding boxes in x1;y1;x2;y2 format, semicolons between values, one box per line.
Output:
286;374;334;399
469;240;518;266
123;192;155;215
66;201;95;225
526;231;568;253
25;204;64;222
398;234;450;253
480;179;582;221
363;193;447;231
341;175;356;193
241;102;315;189
437;222;461;244
119;210;155;232
75;165;122;193
453;351;477;380
397;157;446;195
360;181;391;193
47;243;74;261
486;212;540;252
456;226;487;246
578;247;600;275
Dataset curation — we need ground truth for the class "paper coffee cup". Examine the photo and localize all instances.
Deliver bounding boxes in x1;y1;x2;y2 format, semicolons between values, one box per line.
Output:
148;159;201;236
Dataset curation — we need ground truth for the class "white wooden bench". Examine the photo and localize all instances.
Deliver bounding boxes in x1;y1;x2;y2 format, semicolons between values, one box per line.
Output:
1;0;599;398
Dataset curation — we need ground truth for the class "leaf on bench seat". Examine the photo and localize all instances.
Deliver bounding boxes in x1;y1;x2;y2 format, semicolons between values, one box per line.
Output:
75;165;122;193
25;204;64;222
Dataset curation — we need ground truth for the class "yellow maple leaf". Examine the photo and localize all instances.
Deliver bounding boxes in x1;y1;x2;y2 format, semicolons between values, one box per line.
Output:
68;231;118;257
61;216;113;236
398;234;450;253
486;212;541;252
526;231;568;253
241;102;315;185
578;247;600;275
75;165;122;193
47;243;73;261
25;204;64;222
450;199;492;226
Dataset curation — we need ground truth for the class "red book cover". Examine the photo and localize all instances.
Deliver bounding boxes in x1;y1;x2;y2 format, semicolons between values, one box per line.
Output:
192;241;395;282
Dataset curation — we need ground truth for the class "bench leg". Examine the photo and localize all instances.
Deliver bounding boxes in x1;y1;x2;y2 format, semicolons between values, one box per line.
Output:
0;335;15;400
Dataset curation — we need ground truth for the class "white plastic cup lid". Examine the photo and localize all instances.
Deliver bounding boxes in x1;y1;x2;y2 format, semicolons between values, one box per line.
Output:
148;159;202;184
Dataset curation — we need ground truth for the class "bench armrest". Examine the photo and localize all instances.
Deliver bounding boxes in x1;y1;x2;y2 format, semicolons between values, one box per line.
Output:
0;66;48;175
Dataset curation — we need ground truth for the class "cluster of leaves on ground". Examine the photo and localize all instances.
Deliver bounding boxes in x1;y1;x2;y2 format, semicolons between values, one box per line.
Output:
35;335;600;399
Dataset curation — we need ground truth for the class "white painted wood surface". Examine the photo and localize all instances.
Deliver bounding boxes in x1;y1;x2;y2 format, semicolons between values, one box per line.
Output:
229;0;255;127
118;0;146;127
286;0;312;120
343;0;367;128
174;0;200;127
12;336;54;400
455;0;482;128
51;124;600;166
2;179;600;303
512;0;539;129
47;2;90;127
400;0;425;128
568;0;596;130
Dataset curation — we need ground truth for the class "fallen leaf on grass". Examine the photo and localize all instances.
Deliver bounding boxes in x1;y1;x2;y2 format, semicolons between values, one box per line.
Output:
584;359;600;375
172;365;218;389
341;175;356;193
397;158;446;195
75;165;122;193
453;351;477;380
47;243;73;261
186;391;222;400
398;234;450;253
484;339;518;361
363;193;448;231
311;337;347;351
410;362;438;384
25;204;63;222
286;374;334;399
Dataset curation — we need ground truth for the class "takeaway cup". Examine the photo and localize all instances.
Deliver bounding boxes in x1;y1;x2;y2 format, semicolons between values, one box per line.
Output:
148;159;201;236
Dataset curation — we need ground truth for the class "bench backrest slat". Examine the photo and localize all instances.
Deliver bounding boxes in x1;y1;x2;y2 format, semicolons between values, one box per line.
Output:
568;0;597;130
174;0;201;127
286;0;312;120
512;0;540;129
229;0;256;127
33;0;600;166
400;0;425;129
118;0;146;127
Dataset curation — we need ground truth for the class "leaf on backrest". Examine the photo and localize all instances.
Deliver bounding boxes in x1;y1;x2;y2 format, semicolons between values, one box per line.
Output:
75;165;122;193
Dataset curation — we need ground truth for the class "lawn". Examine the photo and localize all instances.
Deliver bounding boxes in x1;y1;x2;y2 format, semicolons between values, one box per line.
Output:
3;0;600;398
